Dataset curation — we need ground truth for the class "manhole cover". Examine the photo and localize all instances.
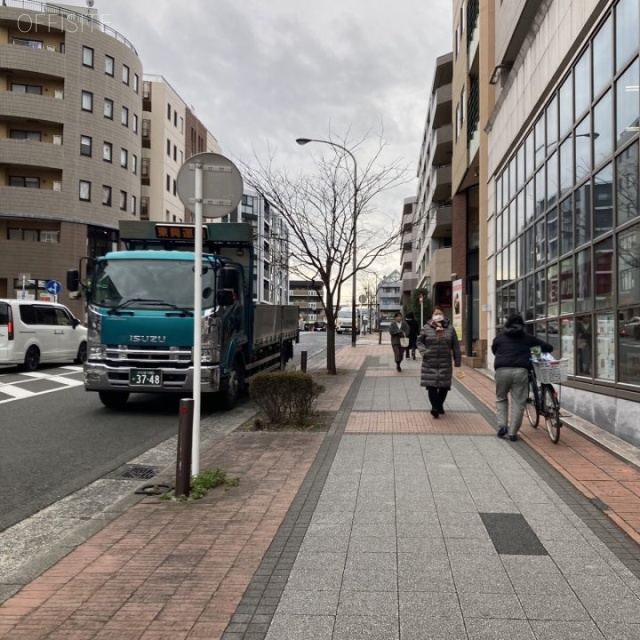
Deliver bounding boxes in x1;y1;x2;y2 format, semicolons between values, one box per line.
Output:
114;465;157;480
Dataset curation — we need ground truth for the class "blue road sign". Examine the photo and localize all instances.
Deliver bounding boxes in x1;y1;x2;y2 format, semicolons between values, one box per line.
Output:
46;280;62;296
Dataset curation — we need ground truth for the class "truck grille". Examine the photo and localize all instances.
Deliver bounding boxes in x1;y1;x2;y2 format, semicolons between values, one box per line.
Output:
105;345;192;366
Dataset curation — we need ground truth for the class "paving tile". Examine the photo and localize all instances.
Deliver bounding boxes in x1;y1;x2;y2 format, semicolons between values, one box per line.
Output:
398;591;462;619
276;590;338;616
529;620;606;639
333;615;399;640
264;614;334;640
597;622;640;640
458;591;525;620
465;618;536;640
338;591;399;617
519;591;590;621
400;615;468;640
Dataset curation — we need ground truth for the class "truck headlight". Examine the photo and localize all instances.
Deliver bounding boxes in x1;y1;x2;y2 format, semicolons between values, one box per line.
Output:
201;348;214;363
89;345;107;359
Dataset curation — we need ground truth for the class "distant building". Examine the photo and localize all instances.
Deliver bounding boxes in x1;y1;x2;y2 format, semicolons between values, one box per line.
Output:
289;280;326;325
377;270;402;326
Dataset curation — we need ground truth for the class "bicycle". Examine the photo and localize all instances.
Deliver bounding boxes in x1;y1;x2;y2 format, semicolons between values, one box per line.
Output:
524;358;568;444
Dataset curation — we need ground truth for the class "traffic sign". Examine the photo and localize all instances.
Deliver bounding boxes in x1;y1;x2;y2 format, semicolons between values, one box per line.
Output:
358;295;367;304
46;280;62;296
419;294;424;304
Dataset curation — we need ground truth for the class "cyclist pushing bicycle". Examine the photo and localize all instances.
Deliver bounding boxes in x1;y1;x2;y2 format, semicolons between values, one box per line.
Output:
491;313;554;442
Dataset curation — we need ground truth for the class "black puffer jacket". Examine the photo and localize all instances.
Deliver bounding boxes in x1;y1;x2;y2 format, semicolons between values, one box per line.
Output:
416;319;461;388
492;314;553;370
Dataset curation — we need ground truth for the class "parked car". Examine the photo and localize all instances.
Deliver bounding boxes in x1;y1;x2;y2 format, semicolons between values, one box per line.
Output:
313;321;327;332
0;299;87;371
623;317;640;339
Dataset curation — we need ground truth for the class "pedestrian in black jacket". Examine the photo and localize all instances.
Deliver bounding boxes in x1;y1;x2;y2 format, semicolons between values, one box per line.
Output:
404;312;420;360
492;313;553;441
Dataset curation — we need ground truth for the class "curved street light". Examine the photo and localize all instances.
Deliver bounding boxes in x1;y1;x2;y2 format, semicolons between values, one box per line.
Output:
296;138;358;347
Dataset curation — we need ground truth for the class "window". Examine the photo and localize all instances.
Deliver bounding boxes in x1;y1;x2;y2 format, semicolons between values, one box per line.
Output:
167;103;171;120
10;130;41;141
167;138;171;156
79;180;91;202
131;195;137;215
173;111;177;127
81;90;93;111
122;64;130;85
11;37;43;48
173;179;177;196
104;98;113;119
173;144;177;161
132;113;138;134
105;54;114;76
82;46;94;67
133;73;139;93
80;135;92;156
102;185;112;206
103;141;112;162
120;148;128;168
119;190;127;211
9;176;40;188
121;106;129;127
12;83;42;95
166;174;171;191
39;231;59;243
132;154;138;174
180;116;184;133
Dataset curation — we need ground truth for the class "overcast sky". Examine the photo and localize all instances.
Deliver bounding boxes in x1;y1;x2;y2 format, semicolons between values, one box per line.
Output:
95;0;453;271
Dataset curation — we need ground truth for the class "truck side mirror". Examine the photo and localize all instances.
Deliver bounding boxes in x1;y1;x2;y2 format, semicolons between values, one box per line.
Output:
216;289;235;306
67;269;79;293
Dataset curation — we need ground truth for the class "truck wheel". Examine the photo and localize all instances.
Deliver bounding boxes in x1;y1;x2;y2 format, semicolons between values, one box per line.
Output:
99;391;129;408
21;346;40;372
219;359;245;410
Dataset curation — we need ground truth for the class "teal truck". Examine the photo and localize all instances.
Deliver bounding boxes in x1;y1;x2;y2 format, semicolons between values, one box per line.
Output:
67;221;298;409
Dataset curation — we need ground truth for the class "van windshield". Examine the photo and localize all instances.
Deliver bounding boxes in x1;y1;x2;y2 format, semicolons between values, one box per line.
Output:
91;259;218;310
337;310;351;318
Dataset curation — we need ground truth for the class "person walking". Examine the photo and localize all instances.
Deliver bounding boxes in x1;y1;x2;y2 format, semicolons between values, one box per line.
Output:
417;306;461;418
404;311;420;360
389;312;410;372
492;312;554;441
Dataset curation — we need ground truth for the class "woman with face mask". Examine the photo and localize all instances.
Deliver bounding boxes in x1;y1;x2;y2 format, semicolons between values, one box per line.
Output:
416;306;462;418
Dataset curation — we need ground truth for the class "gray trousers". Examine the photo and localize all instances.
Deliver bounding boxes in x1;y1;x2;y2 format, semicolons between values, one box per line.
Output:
495;367;529;436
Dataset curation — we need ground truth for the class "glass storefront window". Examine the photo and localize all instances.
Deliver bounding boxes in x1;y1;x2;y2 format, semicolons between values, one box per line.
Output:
525;130;534;180
535;270;546;319
496;212;503;247
574;47;591;119
503;170;509;208
560;196;574;255
615;60;639;149
576;248;593;313
547;263;559;317
509;242;517;282
619;305;640;385
497;175;503;211
559;74;574;138
592;15;613;99
525;227;535;273
535;168;545;217
525;179;534;225
548;318;560;353
535;115;545;168
593;90;613;167
593;163;613;239
518;234;526;279
576;314;593;376
547;150;558;208
560;258;574;315
561;317;575;375
547;207;559;261
509;200;517;243
575;116;592;182
547;93;559;149
594;237;614;310
616;0;640;72
509;156;517;201
525;275;534;320
559;135;574;196
616;142;639;226
535;218;546;266
575;181;592;247
517;144;525;191
517;190;525;233
617;224;640;307
595;312;616;380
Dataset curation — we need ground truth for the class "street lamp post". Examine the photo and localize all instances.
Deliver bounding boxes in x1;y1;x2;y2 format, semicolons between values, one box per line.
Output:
296;137;358;347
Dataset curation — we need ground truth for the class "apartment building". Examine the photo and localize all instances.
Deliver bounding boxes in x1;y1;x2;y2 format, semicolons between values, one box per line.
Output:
0;1;142;315
289;280;326;325
399;196;418;309
414;52;454;317
140;74;220;223
486;0;640;443
377;270;402;327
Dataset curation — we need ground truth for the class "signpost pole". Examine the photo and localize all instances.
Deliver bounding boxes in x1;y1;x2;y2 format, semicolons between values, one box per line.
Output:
192;162;203;477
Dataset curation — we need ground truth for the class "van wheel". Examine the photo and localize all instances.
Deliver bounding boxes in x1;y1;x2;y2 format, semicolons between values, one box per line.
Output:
99;391;129;408
75;342;87;365
21;346;40;372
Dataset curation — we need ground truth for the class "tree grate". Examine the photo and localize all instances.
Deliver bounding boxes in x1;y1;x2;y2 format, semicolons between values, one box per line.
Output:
114;465;157;480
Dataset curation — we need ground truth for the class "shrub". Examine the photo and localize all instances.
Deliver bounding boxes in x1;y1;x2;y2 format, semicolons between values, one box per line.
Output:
250;371;325;425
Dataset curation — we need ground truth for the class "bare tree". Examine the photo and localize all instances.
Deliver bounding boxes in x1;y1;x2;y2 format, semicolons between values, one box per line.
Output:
240;132;410;374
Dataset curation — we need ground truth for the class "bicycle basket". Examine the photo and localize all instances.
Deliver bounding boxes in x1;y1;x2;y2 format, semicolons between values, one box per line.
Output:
533;358;569;384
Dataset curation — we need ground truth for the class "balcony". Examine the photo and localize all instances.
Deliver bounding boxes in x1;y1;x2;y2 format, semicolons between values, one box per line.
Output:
431;204;452;238
0;91;64;123
0;139;63;169
432;164;452;201
141;119;151;148
430;124;453;165
0;185;64;217
0;43;65;78
431;84;452;129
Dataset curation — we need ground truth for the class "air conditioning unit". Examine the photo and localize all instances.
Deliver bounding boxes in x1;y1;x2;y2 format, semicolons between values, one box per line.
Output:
52;135;62;145
52;181;62;192
46;45;56;52
54;90;63;99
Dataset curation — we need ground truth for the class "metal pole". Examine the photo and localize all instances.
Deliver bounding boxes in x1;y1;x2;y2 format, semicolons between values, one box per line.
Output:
351;154;358;348
301;350;307;373
176;398;193;498
192;163;203;477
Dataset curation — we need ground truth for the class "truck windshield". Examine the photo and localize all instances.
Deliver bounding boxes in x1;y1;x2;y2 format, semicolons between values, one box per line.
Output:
91;259;217;310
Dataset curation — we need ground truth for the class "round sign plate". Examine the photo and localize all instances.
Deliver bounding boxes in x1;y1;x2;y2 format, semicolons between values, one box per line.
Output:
358;295;367;304
46;280;62;296
176;152;244;219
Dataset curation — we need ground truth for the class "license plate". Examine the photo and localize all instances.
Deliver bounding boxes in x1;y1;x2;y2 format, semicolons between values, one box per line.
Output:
129;369;163;387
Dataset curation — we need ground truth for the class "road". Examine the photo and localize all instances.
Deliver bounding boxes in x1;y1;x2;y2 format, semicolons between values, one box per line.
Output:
0;331;335;533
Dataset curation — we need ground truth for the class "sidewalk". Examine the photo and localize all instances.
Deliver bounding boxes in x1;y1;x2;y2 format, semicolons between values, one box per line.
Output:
1;342;640;639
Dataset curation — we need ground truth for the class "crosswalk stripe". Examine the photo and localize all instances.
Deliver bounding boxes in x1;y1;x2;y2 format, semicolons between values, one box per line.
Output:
0;385;37;399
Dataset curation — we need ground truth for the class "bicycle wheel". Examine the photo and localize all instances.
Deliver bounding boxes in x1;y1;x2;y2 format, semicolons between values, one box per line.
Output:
524;378;540;428
542;385;561;444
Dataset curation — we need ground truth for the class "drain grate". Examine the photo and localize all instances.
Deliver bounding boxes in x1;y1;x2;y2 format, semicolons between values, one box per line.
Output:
113;464;157;481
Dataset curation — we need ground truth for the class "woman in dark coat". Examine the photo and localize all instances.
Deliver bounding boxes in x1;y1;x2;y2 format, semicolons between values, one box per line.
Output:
404;312;420;360
417;306;462;418
389;312;410;372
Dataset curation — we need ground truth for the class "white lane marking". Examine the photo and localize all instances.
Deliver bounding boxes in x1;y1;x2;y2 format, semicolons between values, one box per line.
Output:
49;376;84;388
0;385;37;399
0;369;84;403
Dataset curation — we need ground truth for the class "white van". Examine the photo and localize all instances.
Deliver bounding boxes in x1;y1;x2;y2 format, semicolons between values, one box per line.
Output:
0;299;87;371
336;308;360;334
